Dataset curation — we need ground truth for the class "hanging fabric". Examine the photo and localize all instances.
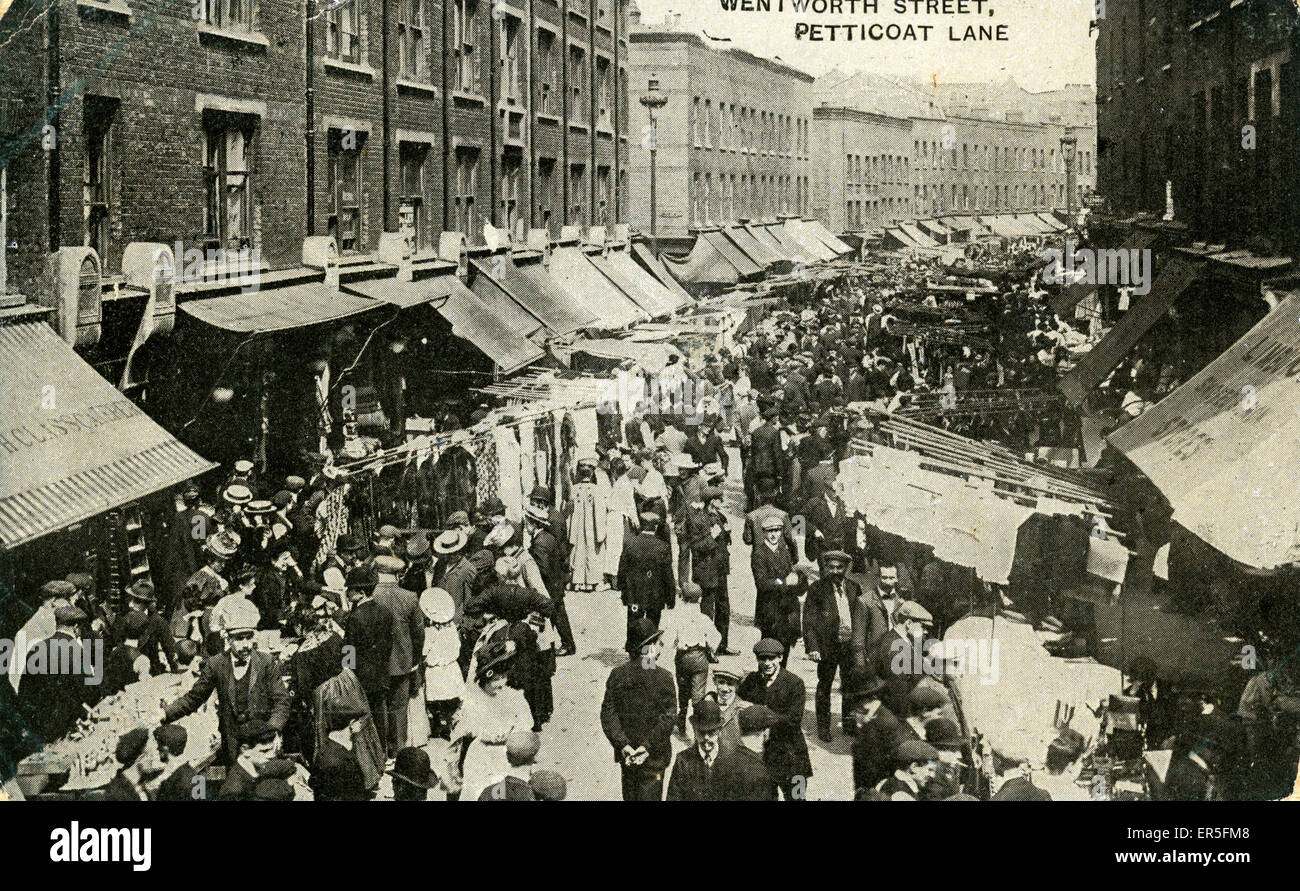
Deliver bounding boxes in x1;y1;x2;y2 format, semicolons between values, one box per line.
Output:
518;419;536;498
472;436;500;508
573;405;600;458
493;424;525;523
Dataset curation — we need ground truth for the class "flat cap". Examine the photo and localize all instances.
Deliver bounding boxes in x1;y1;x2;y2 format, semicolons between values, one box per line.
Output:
65;572;95;591
893;601;934;625
754;638;785;658
372;554;406;574
115;727;150;766
54;605;87;625
284;475;307;492
446;510;471;528
907;683;951;712
40;579;77;600
819;550;852;566
506;730;541;767
760;515;785;531
894;739;940;765
739;705;781;734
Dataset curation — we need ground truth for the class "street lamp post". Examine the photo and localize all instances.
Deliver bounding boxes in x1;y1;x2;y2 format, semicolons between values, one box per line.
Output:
639;77;668;255
1060;128;1078;226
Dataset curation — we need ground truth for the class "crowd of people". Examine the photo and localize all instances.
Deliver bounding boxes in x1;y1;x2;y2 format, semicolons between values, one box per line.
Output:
2;245;1292;802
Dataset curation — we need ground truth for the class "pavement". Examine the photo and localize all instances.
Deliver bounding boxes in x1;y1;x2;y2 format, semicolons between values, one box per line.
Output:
532;448;855;801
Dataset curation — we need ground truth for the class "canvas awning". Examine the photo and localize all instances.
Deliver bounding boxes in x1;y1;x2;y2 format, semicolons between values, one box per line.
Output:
470;255;597;336
801;219;854;256
1108;289;1300;568
629;242;694;311
744;224;797;263
0;322;217;549
885;227;917;248
706;229;765;277
433;276;545;374
898;222;937;248
1036;212;1067;232
343;275;461;308
721;226;783;269
917;219;951;242
562;338;683;374
547;246;647;330
762;224;819;264
591;248;680;318
780;220;836;261
1050;230;1159;316
180;281;384;333
1058;256;1203;405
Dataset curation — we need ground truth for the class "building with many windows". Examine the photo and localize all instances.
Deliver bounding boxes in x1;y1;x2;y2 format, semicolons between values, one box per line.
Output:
1095;0;1297;253
0;0;632;296
627;13;813;244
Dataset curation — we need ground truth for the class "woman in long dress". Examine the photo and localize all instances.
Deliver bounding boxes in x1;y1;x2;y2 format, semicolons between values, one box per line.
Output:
450;636;533;801
566;461;608;588
603;458;639;580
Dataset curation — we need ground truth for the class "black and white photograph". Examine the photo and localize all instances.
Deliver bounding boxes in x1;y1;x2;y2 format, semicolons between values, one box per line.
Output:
0;0;1294;869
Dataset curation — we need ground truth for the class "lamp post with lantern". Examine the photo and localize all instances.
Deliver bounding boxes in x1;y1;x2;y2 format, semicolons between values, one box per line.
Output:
1060;128;1078;226
639;76;668;254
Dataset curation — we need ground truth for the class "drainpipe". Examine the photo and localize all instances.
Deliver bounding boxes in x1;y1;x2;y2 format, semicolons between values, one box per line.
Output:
306;0;315;235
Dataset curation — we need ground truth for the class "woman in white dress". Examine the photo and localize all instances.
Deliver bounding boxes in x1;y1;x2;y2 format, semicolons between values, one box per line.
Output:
450;636;534;801
603;459;639;579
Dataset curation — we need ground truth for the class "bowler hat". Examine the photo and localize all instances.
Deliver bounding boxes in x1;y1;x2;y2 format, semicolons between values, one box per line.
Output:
115;728;150;766
690;699;725;732
345;564;379;592
389;747;439;789
924;718;964;751
335;533;365;555
627;617;663;654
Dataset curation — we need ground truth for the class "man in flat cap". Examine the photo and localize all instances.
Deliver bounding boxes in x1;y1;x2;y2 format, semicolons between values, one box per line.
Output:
600;617;678;801
218;719;283;801
371;554;424;757
16;604;96;743
161;596;291;765
616;512;676;651
876;739;940;801
734;706;781;800
738;639;813;800
802;549;866;742
687;485;734;655
750;515;800;664
848;675;919;794
711;660;745;754
868;600;936;718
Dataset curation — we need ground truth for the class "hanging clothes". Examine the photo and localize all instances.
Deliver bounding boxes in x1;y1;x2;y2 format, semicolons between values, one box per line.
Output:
567;480;608;587
573;405;600;458
518;418;537;499
473;435;500;507
494;425;525;523
604;472;639;577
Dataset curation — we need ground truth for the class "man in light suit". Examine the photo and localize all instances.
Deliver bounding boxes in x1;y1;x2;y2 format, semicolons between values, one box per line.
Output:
371;554;425;757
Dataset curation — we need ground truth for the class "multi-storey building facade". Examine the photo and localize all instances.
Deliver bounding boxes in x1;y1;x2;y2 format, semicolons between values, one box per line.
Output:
627;16;813;243
810;107;913;233
1095;0;1298;253
0;0;631;295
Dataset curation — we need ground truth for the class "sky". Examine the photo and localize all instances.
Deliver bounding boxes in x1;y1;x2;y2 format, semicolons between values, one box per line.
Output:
634;0;1098;91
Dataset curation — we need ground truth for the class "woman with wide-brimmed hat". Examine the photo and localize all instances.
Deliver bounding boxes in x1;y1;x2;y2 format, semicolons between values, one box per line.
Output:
448;638;533;801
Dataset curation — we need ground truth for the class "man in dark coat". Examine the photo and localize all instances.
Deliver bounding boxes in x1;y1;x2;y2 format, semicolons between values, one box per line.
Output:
527;505;574;655
161;599;292;765
616;512;676;649
370;555;425;757
339;564;394;753
748;407;786;498
687;487;734;654
866;600;935;718
801;479;851;565
100;727;164;801
666;700;772;801
17;606;96;745
153;723;202;801
801;551;865;741
750;516;800;662
849;677;919;794
683;417;728;474
600;618;678;801
738;638;813;800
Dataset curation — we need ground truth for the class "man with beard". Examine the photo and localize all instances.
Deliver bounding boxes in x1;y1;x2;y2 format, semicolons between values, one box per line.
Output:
738;638;812;800
802;550;865;742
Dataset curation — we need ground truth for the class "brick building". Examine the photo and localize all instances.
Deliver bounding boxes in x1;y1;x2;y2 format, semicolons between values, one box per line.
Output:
0;0;632;294
627;14;813;244
1095;0;1298;253
809;70;1096;234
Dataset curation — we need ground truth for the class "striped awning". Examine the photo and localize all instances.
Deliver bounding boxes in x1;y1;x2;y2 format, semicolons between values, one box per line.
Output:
0;322;216;549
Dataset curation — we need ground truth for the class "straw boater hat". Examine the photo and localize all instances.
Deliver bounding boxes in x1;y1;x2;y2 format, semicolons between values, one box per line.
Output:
222;484;253;506
433;529;468;555
206;530;241;558
524;504;550;527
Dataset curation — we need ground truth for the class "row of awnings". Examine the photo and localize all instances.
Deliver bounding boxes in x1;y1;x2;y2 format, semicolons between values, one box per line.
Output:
176;242;698;376
887;213;1066;249
661;219;854;287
